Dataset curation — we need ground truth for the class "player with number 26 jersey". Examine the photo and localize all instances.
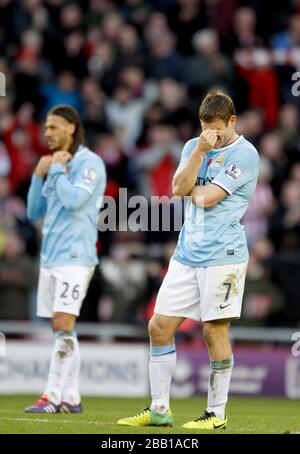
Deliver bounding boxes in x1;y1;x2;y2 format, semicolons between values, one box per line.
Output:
25;105;106;415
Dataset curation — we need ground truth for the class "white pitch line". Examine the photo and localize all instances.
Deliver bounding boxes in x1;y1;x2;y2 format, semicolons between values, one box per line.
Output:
0;417;115;426
0;409;121;416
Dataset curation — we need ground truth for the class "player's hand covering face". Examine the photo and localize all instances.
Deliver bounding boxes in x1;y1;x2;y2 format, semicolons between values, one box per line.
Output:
200;117;237;149
197;129;218;154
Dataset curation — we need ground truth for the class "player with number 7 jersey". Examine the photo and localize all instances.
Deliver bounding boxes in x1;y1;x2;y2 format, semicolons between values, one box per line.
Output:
25;105;106;414
118;91;259;430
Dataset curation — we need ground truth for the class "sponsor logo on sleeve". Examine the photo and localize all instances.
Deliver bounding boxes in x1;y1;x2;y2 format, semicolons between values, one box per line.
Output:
83;168;97;182
225;164;242;180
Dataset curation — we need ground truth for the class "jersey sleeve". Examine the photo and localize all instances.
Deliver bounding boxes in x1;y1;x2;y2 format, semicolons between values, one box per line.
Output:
27;175;47;220
73;157;106;195
212;147;259;195
177;138;197;171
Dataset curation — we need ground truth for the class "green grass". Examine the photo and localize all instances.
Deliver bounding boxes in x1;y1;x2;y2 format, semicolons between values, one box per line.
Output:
0;395;299;434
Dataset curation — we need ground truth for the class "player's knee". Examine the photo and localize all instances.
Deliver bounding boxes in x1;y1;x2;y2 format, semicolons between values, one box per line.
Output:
148;317;169;345
148;318;159;339
202;322;220;347
51;314;74;332
203;322;230;348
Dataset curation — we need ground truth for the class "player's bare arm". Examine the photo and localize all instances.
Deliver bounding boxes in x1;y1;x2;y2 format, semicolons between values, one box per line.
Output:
172;129;218;197
34;155;53;179
189;183;228;208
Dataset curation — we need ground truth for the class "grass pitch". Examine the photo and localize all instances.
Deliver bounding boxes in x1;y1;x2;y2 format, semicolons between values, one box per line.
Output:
0;395;299;434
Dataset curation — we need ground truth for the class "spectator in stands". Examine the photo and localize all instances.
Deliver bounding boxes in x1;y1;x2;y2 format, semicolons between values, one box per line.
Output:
222;6;262;55
101;11;124;44
242;239;285;326
0;176;27;230
2;102;48;195
10;0;47;43
267;233;300;326
62;30;88;80
13;29;48;113
242;157;275;246
136;123;182;199
0;174;37;256
143;11;169;44
146;29;185;82
116;24;146;70
99;242;147;323
158;78;194;142
237;108;265;148
59;2;83;35
269;180;300;249
0;230;37;320
259;131;288;198
119;0;152;35
105;70;157;148
167;0;207;56
186;28;233;98
94;132;131;194
40;71;83;116
290;162;300;184
0;140;11;177
80;77;108;145
277;104;300;160
86;41;119;94
271;13;300;50
0;58;15;105
235;47;279;128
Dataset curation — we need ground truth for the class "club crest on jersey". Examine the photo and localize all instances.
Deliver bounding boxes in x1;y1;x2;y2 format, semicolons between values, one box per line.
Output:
225;164;242;180
83;168;97;182
215;155;224;164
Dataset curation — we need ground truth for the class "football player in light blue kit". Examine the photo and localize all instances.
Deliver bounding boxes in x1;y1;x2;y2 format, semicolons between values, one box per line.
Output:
118;91;259;429
25;105;106;414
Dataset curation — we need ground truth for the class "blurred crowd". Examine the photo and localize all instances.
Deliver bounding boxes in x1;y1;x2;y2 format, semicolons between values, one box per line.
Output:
1;0;300;328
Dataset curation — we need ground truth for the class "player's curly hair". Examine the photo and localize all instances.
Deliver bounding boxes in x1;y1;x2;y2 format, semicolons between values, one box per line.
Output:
48;104;85;155
199;91;236;125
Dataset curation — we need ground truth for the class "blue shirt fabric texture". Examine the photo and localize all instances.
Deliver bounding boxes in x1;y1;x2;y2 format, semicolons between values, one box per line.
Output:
173;135;260;267
27;145;106;267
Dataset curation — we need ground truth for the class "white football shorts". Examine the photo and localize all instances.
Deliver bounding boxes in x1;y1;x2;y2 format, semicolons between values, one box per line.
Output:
37;265;95;318
154;258;248;322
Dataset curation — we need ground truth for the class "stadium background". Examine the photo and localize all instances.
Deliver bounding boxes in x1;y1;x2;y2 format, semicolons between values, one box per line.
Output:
0;0;300;405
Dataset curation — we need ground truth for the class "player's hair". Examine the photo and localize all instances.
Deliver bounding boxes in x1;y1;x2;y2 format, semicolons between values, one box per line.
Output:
199;91;236;124
48;104;85;154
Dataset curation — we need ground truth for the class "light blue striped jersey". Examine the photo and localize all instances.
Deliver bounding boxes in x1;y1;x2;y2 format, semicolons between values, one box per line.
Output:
173;135;259;267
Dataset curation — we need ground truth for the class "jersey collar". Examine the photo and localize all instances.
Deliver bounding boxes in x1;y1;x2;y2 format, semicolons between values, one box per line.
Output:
74;144;87;157
211;135;243;153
